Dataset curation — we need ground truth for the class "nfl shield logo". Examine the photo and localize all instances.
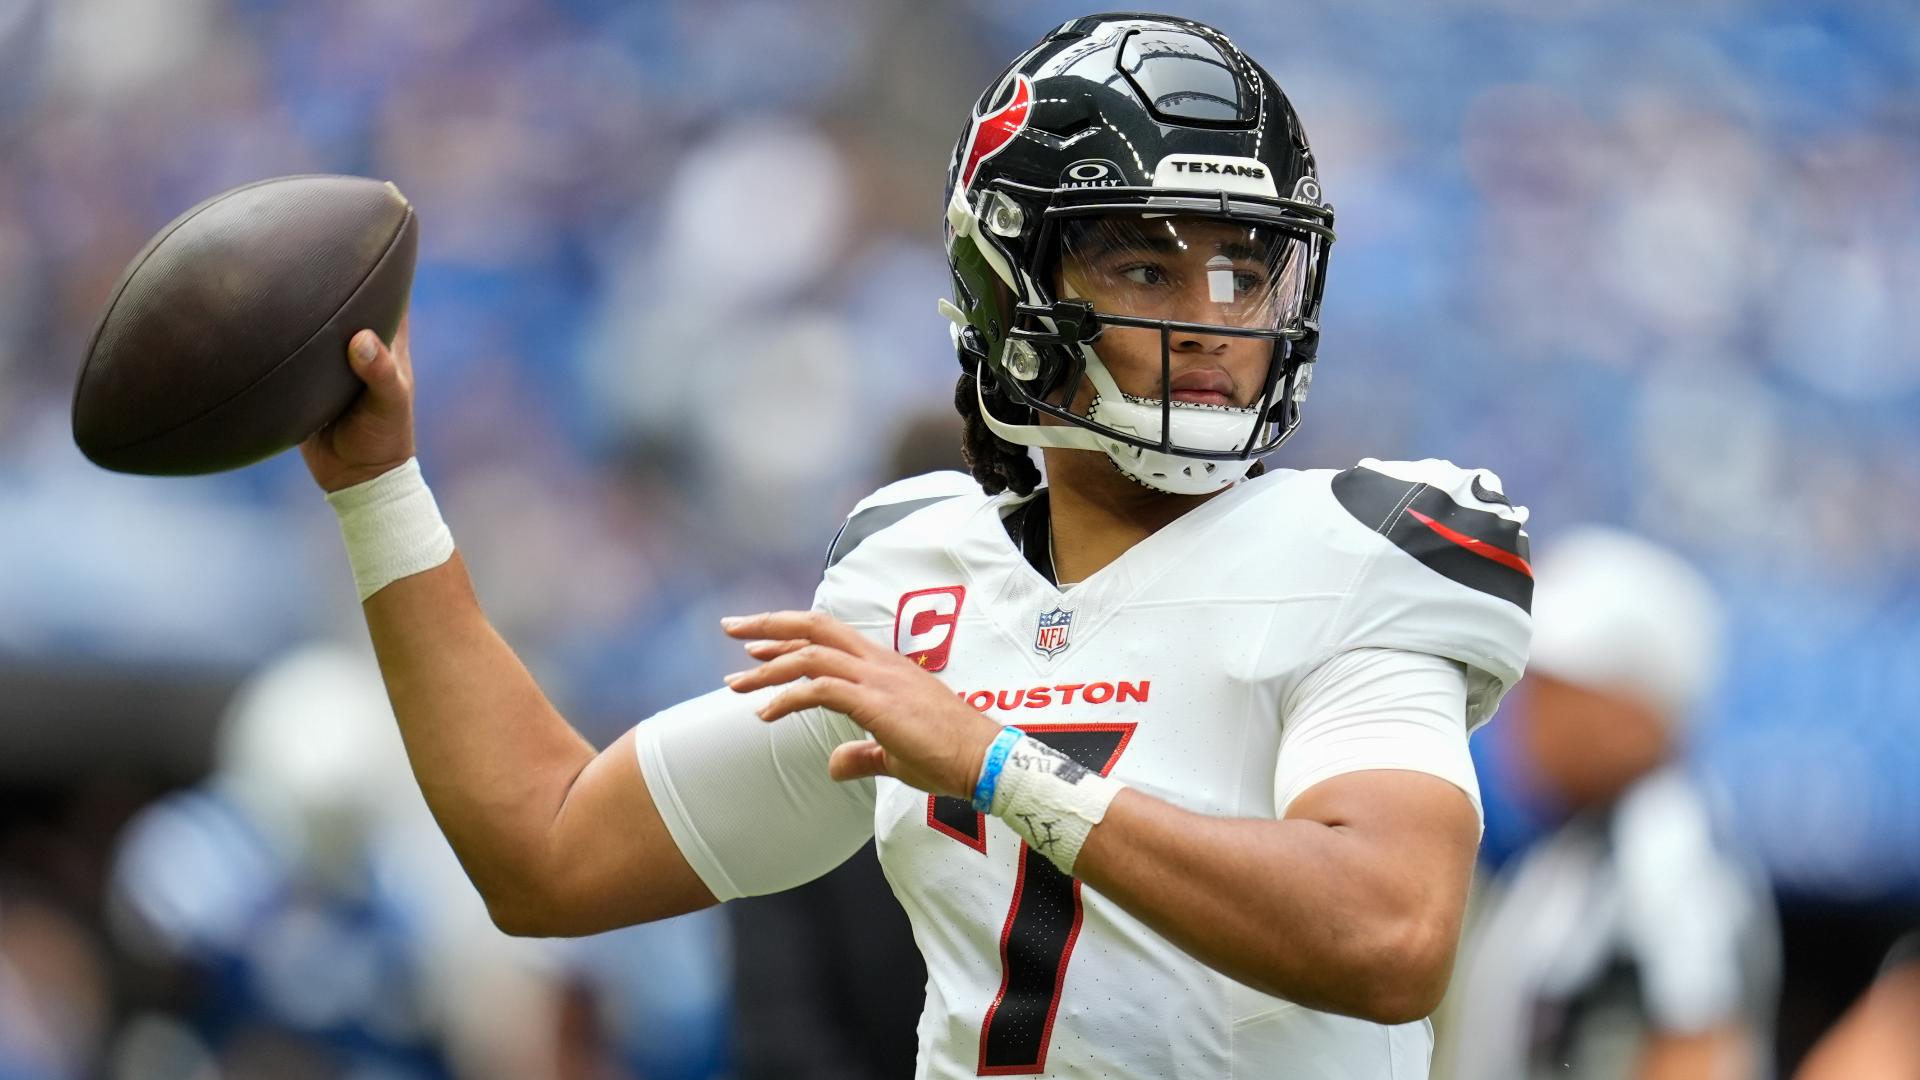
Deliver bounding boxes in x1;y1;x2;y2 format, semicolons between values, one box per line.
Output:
1033;607;1073;658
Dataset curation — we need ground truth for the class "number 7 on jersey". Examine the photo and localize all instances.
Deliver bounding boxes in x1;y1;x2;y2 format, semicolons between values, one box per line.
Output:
928;722;1135;1075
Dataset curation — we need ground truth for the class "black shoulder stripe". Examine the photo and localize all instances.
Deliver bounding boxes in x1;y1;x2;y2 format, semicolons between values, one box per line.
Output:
1332;466;1533;612
825;495;961;570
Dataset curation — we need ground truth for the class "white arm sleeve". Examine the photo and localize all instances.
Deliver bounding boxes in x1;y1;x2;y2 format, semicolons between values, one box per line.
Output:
632;686;876;902
1274;648;1481;821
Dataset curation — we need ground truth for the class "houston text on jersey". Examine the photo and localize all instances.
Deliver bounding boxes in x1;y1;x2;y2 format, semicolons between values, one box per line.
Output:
954;681;1149;712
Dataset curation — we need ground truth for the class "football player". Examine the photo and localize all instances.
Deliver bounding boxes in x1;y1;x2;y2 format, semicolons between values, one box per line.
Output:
302;14;1532;1078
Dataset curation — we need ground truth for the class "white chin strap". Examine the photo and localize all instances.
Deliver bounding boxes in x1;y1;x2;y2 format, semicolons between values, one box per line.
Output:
971;345;1266;496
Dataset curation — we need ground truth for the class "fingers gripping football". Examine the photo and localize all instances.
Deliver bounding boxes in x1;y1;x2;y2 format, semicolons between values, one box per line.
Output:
721;610;1003;798
299;319;418;493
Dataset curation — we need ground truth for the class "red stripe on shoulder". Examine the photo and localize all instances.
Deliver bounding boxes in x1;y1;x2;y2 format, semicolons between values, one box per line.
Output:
1405;507;1533;578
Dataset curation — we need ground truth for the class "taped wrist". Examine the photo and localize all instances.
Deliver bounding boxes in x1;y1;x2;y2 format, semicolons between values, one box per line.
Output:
326;458;454;601
990;734;1125;876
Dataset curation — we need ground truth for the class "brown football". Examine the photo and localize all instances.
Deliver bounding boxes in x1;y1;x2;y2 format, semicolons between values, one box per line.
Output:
73;175;418;475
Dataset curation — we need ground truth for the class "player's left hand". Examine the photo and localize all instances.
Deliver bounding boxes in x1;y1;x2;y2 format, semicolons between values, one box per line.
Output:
720;610;1003;799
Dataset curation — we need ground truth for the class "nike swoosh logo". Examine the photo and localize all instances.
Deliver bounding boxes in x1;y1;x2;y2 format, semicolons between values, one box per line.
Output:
1471;475;1510;507
1406;507;1532;577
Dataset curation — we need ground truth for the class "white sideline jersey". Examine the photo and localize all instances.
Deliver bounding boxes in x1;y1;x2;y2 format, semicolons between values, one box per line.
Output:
635;461;1532;1079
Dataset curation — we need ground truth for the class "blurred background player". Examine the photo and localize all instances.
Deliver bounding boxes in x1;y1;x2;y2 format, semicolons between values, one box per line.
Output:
1441;528;1777;1080
107;642;730;1080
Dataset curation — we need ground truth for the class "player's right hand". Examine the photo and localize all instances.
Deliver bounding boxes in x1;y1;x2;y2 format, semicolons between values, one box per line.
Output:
301;318;417;494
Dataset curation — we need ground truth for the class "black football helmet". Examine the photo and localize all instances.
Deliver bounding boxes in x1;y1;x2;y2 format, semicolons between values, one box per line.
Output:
943;13;1334;494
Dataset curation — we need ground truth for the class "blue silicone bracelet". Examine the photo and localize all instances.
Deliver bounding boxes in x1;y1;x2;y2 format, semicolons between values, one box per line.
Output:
972;726;1026;814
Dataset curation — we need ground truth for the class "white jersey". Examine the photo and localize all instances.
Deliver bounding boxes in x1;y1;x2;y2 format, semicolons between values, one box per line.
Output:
635;460;1532;1079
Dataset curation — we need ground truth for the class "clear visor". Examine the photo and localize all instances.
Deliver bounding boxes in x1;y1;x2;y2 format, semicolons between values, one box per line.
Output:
1058;213;1312;333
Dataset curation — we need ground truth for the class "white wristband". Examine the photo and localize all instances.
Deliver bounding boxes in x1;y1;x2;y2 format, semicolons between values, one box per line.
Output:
326;458;455;601
990;734;1125;875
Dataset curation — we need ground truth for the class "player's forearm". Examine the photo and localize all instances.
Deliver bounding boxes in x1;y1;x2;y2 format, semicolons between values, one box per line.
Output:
1073;789;1462;1023
359;551;599;919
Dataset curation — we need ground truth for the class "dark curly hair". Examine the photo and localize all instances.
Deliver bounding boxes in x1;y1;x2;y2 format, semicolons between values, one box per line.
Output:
956;366;1042;497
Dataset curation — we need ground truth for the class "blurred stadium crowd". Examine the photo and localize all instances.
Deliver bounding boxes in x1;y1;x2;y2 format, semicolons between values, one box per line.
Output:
1;0;1917;1076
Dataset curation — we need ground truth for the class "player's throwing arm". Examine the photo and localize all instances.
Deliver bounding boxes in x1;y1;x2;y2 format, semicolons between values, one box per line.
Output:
302;327;717;937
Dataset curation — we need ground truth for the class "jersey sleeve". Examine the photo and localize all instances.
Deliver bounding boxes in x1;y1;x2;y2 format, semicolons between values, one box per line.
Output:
1275;647;1481;821
632;687;876;902
1327;458;1534;731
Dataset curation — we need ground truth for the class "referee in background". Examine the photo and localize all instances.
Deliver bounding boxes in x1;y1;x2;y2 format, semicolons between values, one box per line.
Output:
1441;528;1778;1080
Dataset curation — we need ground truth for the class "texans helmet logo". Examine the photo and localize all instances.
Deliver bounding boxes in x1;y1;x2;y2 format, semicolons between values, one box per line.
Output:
959;74;1033;191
